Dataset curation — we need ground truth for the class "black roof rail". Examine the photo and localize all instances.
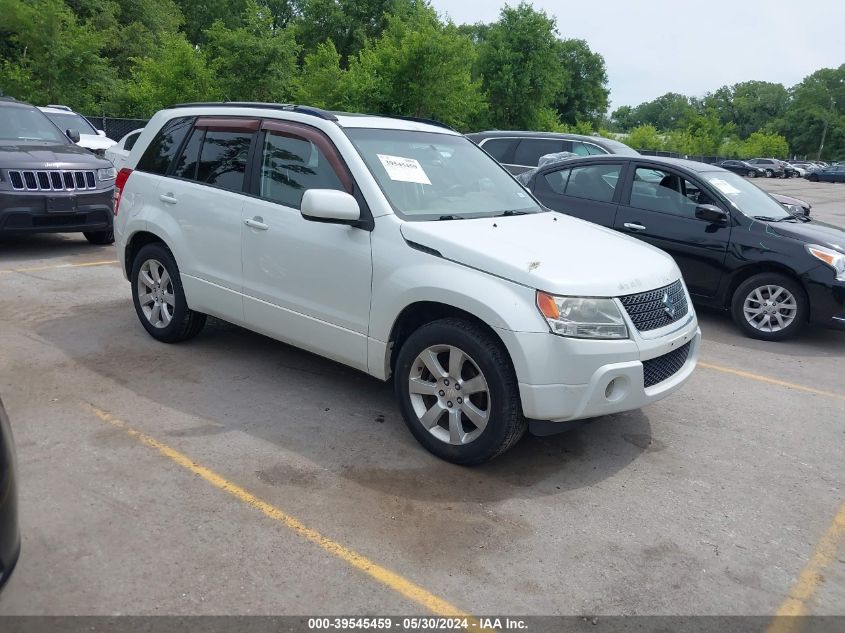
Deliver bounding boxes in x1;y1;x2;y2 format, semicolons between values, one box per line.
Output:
169;102;339;121
375;114;456;131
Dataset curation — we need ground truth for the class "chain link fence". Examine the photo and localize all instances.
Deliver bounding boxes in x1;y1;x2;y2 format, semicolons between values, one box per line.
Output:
83;115;149;141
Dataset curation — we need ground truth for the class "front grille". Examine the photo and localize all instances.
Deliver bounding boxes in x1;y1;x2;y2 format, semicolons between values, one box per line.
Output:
643;341;692;388
619;280;688;332
6;169;97;192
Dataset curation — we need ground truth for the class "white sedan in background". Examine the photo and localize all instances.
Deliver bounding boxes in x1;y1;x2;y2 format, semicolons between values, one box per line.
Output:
105;129;144;170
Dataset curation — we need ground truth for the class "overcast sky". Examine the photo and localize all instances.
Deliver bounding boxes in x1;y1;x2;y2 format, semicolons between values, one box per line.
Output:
429;0;845;111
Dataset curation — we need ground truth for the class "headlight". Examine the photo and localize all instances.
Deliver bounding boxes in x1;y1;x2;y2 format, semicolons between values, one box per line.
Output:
783;203;804;216
536;292;629;339
807;244;845;281
98;167;116;181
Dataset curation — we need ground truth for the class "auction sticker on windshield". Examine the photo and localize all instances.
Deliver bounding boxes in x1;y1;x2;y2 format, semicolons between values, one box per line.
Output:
377;154;431;185
709;178;741;195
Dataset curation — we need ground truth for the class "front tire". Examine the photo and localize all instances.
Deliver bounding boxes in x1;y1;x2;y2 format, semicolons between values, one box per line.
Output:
747;170;757;178
730;273;807;341
765;169;774;178
84;229;114;245
394;318;526;464
130;242;206;343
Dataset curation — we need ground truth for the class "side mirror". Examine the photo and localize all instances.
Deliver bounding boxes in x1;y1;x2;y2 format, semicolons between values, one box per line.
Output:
97;129;106;137
695;204;728;224
66;128;80;143
301;189;360;224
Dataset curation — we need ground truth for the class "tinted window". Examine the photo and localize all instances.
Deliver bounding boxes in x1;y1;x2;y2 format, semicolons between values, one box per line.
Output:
260;131;346;209
571;142;591;157
544;164;621;202
480;138;517;161
195;129;253;191
630;168;716;217
585;142;607;155
514;139;564;166
124;131;141;151
136;117;193;175
172;127;204;180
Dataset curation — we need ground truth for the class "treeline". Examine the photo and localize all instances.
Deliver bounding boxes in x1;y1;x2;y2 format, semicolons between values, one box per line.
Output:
608;71;845;160
0;0;610;132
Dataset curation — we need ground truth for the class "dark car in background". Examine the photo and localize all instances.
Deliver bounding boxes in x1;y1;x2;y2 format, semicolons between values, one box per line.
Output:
746;158;786;178
0;97;116;244
719;160;767;178
806;165;845;183
0;395;20;591
517;154;845;340
466;130;639;175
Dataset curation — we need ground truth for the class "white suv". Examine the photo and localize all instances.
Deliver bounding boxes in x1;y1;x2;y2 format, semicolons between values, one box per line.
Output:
113;103;700;464
38;105;117;156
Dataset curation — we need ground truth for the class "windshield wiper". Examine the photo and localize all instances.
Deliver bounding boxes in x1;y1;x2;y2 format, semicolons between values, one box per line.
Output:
496;210;531;217
437;215;464;221
752;215;794;222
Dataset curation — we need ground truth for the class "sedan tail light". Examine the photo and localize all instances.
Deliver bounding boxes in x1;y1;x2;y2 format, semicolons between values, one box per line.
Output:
113;168;133;216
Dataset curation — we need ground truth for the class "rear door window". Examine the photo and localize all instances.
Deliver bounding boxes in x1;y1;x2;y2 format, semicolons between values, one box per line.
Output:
513;138;565;166
196;129;255;191
480;138;518;162
136;117;193;175
544;163;622;202
172;127;204;180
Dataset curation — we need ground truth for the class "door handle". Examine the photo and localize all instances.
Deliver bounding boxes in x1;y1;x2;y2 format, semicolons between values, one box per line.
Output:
159;193;178;205
623;222;646;231
244;216;269;231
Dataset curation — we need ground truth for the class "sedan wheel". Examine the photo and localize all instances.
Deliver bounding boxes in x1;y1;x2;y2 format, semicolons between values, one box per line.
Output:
137;258;175;329
765;169;774;178
731;273;807;341
747;170;757;178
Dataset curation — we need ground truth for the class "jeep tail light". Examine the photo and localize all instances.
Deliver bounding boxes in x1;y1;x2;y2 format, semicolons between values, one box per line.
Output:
113;168;133;216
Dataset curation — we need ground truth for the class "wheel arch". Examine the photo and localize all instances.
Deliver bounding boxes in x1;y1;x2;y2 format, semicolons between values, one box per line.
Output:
724;263;809;312
124;230;174;278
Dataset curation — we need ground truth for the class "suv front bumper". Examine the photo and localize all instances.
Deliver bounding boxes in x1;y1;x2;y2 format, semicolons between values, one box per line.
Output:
0;188;113;235
497;312;700;422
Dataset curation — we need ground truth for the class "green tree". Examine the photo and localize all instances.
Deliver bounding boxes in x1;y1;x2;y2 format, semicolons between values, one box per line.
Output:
294;40;350;109
703;80;789;138
205;1;300;102
0;0;115;111
741;131;789;158
342;6;486;129
476;2;563;129
113;32;220;116
625;124;663;151
778;65;844;159
552;38;609;126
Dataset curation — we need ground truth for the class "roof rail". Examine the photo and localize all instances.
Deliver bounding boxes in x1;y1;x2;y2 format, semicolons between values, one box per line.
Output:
376;114;456;131
45;104;73;111
169;102;339;121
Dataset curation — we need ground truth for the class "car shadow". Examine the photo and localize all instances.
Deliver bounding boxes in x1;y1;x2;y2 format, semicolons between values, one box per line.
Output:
35;299;656;504
0;233;112;264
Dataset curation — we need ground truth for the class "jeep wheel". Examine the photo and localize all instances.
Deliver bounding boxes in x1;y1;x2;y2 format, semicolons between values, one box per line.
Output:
394;318;526;464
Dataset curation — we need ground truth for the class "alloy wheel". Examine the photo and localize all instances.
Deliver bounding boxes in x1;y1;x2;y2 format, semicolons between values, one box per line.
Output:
407;344;491;445
742;285;798;333
137;258;175;329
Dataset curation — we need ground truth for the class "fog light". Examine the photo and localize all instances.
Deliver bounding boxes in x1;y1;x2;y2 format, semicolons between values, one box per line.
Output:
604;376;629;402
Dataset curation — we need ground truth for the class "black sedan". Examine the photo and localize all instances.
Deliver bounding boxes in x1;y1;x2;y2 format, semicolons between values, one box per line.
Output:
519;155;845;340
718;160;767;178
807;165;845;183
0;395;19;590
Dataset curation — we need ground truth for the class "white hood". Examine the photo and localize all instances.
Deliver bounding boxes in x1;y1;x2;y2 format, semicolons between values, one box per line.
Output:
77;134;117;151
400;212;681;297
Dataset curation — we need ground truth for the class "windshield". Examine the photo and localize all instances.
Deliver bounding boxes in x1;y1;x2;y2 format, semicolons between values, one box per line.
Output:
701;171;792;220
0;106;68;143
344;128;542;220
43;111;98;135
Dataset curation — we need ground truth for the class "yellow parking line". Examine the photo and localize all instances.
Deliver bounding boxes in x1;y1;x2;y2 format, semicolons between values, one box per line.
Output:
765;503;845;633
84;403;473;619
0;259;118;275
699;362;845;403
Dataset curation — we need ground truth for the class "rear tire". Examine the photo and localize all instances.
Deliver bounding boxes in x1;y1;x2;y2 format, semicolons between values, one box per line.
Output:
747;170;757;178
84;229;114;245
765;169;774;178
130;242;206;343
394;318;526;464
730;273;807;341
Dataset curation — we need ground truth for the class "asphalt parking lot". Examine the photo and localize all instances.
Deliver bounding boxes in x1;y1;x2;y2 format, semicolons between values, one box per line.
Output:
0;177;842;618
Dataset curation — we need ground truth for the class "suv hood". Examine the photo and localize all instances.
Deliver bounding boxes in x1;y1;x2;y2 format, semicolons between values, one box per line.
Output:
0;141;111;169
768;219;845;254
400;212;681;297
